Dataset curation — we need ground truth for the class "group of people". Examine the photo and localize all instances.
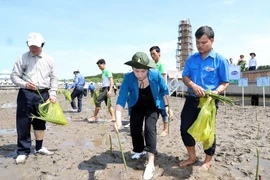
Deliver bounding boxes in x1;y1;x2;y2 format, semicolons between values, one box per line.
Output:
54;64;115;123
10;25;230;180
229;53;257;71
65;60;119;118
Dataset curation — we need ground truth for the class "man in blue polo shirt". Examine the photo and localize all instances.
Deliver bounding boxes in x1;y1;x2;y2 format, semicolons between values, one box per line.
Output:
179;26;229;171
88;82;95;97
69;69;85;112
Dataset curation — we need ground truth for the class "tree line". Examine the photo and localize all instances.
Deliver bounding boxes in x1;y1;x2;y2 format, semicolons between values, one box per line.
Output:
257;65;270;70
84;73;125;83
61;66;270;83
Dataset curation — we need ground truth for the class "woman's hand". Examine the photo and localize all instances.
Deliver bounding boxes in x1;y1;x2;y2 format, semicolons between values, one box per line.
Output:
113;122;121;134
166;107;173;119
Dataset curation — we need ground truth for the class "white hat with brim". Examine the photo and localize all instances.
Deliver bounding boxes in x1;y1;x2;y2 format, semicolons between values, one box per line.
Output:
27;33;44;47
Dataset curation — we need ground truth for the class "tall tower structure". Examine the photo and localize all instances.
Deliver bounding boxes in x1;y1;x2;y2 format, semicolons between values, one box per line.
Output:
176;19;193;71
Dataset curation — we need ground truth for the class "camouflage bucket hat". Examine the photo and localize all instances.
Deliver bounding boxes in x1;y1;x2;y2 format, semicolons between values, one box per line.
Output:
124;52;156;69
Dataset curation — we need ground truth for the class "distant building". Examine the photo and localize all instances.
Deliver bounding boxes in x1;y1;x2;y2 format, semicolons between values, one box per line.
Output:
176;19;193;71
167;69;182;80
0;70;13;85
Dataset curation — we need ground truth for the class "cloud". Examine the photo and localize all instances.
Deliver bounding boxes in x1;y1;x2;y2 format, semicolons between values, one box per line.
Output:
3;34;269;81
241;34;270;66
204;0;235;8
53;32;270;80
215;33;270;66
223;0;235;5
50;39;178;79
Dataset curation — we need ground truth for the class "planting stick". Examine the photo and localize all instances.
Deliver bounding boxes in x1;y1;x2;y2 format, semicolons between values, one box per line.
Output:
117;132;128;172
165;96;171;134
109;134;112;155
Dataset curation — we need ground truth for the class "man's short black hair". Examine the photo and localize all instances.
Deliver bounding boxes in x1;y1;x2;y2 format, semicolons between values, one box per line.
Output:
96;59;106;64
149;46;160;53
195;26;214;39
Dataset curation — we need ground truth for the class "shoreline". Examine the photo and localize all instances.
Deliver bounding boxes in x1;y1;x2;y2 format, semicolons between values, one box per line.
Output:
0;91;270;179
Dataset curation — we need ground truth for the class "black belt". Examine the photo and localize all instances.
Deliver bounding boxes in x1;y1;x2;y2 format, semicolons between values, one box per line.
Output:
26;88;49;93
187;95;219;104
102;86;110;90
187;96;200;100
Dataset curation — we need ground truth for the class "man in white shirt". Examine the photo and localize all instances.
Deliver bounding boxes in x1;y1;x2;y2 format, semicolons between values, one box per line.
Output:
11;33;58;164
248;52;257;70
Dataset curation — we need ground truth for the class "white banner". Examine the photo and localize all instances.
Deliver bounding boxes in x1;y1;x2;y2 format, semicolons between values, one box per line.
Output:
229;66;241;80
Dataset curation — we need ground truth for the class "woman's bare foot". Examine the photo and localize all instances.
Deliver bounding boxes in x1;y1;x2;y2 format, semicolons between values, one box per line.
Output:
179;158;198;167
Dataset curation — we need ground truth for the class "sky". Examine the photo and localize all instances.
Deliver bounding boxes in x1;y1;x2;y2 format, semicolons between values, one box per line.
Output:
1;0;270;80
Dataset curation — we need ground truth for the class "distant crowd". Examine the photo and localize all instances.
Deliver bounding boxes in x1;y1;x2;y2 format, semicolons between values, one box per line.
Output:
228;52;257;71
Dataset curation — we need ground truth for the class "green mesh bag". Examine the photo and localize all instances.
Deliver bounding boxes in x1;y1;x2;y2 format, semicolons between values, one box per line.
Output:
62;90;72;102
31;101;68;125
187;96;216;150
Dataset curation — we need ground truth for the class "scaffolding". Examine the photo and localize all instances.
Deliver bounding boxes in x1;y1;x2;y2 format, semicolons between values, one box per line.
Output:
175;19;193;71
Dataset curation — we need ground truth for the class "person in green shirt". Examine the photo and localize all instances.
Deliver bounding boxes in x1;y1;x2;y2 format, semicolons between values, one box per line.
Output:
150;46;169;137
237;55;247;72
87;59;115;122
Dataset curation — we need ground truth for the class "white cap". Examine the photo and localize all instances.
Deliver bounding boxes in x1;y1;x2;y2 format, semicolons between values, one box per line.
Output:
73;68;79;72
27;33;44;47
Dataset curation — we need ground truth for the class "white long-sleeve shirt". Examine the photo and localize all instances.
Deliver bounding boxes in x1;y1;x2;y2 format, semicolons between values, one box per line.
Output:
10;51;58;96
248;58;257;68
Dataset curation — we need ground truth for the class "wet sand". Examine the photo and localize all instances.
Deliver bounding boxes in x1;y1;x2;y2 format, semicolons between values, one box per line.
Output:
0;90;270;180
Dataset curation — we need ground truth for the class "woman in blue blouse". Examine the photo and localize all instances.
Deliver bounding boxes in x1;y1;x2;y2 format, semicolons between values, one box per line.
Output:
113;52;172;180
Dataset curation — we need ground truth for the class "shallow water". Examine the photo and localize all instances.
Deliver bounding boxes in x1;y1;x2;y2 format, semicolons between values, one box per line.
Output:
0;103;16;108
251;157;270;178
61;137;126;149
0;151;16;163
0;128;16;135
0;126;51;135
228;157;270;179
